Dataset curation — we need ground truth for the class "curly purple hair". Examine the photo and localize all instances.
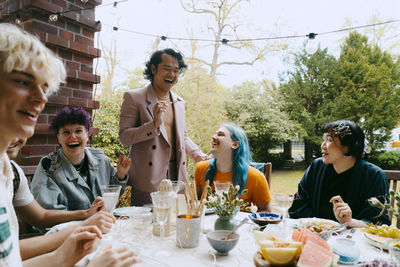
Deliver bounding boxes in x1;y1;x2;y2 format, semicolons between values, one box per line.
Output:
50;107;93;135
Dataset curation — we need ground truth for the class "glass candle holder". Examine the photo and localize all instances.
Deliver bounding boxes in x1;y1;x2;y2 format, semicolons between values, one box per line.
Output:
176;215;201;248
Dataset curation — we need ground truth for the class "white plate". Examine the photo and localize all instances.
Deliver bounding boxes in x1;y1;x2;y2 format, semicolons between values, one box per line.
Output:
113;206;151;217
294;218;346;233
364;232;391;250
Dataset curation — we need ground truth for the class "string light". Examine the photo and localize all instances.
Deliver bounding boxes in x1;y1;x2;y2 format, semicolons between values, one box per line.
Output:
306;33;318;54
49;14;58;22
113;26;118;31
221;38;229;45
15;14;22;25
160;36;167;41
113;1;118;7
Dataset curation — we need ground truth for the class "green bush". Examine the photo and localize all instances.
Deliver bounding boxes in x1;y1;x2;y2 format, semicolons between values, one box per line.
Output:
368;150;400;170
263;153;286;169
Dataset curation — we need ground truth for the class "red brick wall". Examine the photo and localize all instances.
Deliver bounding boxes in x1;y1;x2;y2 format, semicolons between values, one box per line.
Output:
0;0;101;167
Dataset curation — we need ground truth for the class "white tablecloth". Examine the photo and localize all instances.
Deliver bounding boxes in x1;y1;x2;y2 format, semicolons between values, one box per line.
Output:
77;213;391;266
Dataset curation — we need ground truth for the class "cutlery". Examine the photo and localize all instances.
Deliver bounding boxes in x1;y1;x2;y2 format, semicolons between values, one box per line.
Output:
222;218;248;240
346;228;356;239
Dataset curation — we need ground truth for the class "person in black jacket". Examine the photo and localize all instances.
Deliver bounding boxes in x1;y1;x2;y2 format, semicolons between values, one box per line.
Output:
289;120;390;227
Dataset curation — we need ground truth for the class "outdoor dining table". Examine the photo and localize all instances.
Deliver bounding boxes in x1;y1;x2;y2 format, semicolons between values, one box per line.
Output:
75;212;392;266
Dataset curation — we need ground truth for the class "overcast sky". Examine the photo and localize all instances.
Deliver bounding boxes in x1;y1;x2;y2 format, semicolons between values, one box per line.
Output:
95;0;400;88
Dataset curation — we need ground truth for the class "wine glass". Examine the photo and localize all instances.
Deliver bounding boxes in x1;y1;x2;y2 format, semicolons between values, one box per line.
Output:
151;192;173;240
274;193;294;237
214;181;231;196
100;185;121;213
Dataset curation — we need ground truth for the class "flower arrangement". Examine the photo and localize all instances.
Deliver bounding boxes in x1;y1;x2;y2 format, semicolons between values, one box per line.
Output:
205;184;257;217
368;189;399;218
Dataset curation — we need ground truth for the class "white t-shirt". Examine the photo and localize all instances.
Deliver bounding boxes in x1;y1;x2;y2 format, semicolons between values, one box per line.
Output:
0;153;22;266
11;160;34;207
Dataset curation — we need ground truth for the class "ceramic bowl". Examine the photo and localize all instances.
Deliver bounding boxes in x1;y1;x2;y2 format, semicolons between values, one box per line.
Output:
248;212;282;226
207;230;240;255
388;239;400;263
332;238;360;265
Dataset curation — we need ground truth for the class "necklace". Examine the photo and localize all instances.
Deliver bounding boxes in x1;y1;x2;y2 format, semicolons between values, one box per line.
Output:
74;157;86;174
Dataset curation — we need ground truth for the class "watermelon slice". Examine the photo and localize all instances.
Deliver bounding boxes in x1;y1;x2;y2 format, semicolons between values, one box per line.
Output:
297;243;333;267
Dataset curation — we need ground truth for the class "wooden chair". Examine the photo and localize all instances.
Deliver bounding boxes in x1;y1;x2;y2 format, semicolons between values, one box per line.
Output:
264;162;272;189
384;170;400;226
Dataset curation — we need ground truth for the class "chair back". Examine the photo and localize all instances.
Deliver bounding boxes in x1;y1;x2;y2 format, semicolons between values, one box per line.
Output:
384;170;400;226
264;162;272;188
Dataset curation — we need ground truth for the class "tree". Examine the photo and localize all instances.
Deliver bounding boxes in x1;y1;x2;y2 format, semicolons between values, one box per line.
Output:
280;32;400;160
331;32;400;152
280;48;338;162
92;90;130;163
179;0;287;79
173;63;229;175
99;38;119;98
225;80;296;162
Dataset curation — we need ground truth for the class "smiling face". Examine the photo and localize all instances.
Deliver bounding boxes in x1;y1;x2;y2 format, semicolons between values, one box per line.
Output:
151;53;180;94
321;133;348;164
0;68;48;147
210;127;239;158
57;124;89;163
6;138;27;160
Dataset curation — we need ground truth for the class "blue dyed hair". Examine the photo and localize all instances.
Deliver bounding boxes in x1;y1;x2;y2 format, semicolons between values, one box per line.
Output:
205;123;252;193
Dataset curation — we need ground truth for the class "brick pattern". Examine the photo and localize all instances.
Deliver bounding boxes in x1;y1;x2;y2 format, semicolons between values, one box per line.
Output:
0;0;102;167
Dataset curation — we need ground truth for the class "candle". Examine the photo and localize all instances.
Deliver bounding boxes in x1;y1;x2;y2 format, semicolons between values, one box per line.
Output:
176;214;201;248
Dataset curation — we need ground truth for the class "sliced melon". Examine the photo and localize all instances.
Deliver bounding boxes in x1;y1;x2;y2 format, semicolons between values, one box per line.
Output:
261;247;298;266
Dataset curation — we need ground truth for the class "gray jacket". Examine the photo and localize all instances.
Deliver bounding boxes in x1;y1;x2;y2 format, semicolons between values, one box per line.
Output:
30;147;127;211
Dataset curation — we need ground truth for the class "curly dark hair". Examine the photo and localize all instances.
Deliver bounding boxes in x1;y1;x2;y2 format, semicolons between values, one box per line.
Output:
50;107;93;135
322;120;365;159
143;48;187;82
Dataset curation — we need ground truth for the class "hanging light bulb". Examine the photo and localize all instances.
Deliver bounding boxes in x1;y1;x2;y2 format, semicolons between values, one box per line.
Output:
49;14;58;22
15;15;22;25
305;33;318;54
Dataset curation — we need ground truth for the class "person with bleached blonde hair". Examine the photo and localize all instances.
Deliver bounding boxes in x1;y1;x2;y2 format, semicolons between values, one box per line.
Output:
0;23;139;267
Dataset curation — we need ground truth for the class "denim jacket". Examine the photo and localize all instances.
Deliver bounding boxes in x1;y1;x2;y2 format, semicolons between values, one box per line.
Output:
30;147;127;211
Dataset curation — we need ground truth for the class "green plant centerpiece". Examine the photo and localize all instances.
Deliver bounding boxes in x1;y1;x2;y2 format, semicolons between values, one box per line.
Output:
205;184;254;230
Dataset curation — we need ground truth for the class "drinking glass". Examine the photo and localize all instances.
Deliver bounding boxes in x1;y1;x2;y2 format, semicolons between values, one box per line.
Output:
214;181;231;195
101;185;121;213
151;192;173;241
274;193;294;237
171;181;185;195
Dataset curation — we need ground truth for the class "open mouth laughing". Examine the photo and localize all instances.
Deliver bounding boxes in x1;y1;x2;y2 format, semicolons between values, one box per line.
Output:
68;142;81;149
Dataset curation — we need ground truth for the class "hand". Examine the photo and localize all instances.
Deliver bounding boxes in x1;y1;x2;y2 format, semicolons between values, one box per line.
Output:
330;195;352;224
88;245;140;267
80;211;116;234
153;101;168;129
116;152;131;180
86;196;105;217
55;226;102;266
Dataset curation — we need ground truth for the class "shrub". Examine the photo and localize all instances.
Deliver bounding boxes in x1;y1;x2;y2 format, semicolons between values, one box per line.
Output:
368;151;400;170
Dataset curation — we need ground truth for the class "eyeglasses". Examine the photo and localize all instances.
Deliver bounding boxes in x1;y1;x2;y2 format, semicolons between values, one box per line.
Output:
59;127;86;138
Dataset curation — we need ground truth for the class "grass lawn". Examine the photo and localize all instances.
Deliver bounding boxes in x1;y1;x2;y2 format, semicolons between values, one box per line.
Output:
269;170;305;198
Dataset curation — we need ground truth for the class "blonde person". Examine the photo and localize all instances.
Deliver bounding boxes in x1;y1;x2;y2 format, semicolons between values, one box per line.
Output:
7;138;116;260
194;123;271;212
0;23;139;266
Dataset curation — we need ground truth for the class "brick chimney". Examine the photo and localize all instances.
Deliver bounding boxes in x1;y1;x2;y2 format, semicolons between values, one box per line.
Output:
0;0;101;169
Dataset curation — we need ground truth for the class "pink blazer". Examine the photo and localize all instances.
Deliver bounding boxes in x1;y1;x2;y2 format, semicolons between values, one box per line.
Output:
119;84;206;193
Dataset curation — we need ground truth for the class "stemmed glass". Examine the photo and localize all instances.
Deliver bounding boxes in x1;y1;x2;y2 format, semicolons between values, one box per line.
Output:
274;193;294;238
171;181;185;196
151;192;174;238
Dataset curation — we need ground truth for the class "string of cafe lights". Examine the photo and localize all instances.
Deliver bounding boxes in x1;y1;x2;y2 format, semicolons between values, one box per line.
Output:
11;0;400;55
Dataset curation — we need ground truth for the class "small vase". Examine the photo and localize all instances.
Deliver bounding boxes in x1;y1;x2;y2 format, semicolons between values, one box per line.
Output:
214;216;236;230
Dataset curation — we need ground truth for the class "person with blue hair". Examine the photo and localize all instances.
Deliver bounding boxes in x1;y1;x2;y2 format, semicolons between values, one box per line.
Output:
194;124;271;211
